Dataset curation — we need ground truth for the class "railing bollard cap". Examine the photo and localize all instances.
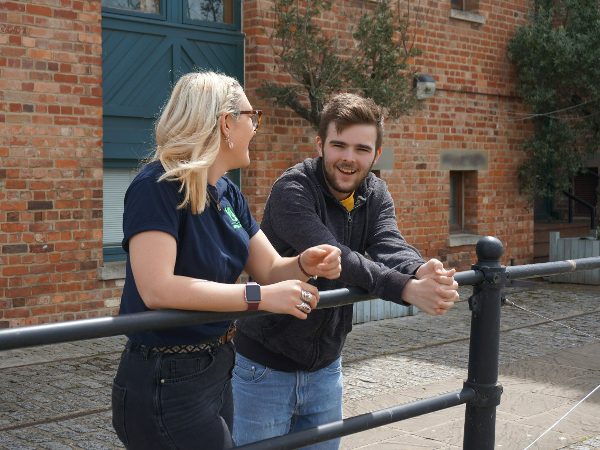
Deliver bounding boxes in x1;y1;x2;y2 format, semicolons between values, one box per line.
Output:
476;236;504;266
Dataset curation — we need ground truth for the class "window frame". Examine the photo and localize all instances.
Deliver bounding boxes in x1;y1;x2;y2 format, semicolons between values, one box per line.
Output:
449;171;465;233
449;0;485;24
103;159;141;262
101;0;167;21
183;0;239;30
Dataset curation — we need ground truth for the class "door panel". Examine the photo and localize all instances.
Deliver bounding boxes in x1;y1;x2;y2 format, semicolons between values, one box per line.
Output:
102;2;243;161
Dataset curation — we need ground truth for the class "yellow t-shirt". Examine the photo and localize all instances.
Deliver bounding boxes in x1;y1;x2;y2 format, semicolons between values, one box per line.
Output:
340;193;355;212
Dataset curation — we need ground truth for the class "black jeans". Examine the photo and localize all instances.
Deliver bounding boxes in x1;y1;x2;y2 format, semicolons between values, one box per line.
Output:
112;341;235;450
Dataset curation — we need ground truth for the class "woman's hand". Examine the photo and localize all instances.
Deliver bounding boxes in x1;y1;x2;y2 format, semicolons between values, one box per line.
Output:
260;280;320;320
299;244;342;280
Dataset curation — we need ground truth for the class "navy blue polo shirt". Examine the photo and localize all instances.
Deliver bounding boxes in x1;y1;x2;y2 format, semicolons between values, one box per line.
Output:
119;161;260;346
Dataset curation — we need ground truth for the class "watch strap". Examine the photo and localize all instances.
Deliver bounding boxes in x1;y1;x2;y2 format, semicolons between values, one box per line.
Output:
244;282;261;311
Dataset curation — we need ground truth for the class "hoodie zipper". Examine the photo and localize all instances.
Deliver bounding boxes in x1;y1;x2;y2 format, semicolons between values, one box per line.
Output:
345;210;353;241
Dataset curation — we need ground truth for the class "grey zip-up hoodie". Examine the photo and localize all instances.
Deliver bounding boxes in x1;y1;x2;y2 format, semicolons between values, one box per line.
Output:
235;157;425;371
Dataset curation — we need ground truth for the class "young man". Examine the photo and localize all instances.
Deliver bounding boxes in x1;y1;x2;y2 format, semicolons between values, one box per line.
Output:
232;93;459;449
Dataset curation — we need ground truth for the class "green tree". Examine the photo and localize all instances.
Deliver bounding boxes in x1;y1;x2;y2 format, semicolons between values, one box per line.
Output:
508;0;600;200
260;0;421;129
348;0;420;117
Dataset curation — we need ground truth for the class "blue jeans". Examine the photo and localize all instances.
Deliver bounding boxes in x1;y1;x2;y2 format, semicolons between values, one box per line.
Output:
232;353;343;450
112;341;235;450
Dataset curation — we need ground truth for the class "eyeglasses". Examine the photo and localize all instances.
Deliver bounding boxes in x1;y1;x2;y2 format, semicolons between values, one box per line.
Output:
239;110;263;131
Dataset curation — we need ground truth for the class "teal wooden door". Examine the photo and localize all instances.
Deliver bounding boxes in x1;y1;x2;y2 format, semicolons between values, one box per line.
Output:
101;1;243;260
102;0;243;161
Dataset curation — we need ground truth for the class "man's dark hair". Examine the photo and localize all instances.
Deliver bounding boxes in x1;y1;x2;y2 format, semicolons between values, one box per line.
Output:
318;93;384;150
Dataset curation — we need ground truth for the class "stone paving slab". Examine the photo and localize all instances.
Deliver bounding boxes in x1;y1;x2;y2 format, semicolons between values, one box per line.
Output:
0;337;126;370
571;436;600;450
340;282;600;450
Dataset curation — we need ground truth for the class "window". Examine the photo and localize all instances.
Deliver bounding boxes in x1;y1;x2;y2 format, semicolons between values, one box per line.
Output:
102;0;161;15
103;164;140;261
449;0;485;24
449;171;464;233
186;0;234;24
451;0;479;12
449;170;477;234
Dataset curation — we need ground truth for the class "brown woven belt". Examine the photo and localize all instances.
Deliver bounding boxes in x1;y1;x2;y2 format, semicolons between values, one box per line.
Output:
129;324;236;355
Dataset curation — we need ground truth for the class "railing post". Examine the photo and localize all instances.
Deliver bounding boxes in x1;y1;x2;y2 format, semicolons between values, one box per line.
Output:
463;236;505;450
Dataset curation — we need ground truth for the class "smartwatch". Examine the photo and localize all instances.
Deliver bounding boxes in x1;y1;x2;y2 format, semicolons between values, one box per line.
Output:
244;282;261;311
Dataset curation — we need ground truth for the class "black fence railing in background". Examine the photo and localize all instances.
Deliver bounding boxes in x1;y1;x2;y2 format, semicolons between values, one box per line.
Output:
563;189;597;229
1;236;600;450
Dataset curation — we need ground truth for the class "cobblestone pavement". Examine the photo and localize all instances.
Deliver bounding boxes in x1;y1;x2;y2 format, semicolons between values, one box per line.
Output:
0;280;598;449
341;282;600;449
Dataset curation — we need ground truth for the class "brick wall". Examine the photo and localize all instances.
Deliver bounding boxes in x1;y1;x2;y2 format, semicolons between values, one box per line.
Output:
0;0;534;327
0;1;121;327
242;0;534;270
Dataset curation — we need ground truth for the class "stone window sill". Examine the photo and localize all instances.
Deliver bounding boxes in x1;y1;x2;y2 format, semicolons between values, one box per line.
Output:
98;261;126;280
448;233;482;247
450;9;486;25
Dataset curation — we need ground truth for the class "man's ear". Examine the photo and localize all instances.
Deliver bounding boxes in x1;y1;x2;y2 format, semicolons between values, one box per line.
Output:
316;136;323;157
373;147;383;165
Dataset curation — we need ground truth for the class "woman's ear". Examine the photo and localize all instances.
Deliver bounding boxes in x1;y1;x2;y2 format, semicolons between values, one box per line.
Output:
220;113;234;149
219;113;229;137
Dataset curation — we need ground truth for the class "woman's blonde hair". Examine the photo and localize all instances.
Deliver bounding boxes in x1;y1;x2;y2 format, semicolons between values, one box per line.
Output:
153;71;244;214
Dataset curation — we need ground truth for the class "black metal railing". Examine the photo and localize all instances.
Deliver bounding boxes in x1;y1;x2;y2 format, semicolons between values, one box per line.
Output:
1;236;600;450
563;190;597;229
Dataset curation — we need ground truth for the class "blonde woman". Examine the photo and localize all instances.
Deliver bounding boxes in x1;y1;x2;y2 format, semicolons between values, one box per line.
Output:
111;71;341;450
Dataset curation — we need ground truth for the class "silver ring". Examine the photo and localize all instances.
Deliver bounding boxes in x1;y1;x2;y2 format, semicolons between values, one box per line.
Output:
301;290;313;302
295;302;311;314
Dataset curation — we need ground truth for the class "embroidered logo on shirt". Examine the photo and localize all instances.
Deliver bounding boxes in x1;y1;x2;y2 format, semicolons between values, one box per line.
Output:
224;206;242;229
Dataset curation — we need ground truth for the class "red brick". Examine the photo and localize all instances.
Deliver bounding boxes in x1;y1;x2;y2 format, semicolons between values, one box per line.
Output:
4;308;30;319
26;4;52;17
3;266;28;276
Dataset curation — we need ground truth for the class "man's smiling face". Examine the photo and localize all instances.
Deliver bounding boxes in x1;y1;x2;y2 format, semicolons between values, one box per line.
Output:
317;122;382;201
